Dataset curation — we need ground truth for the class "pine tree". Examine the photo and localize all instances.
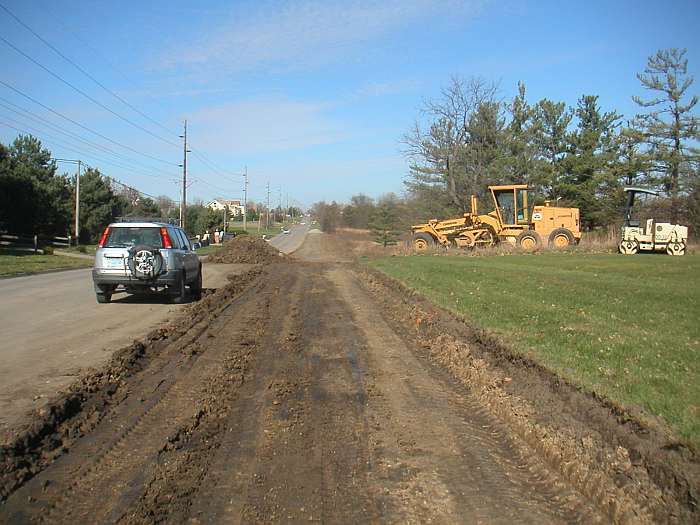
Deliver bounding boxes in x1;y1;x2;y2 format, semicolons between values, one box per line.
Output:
498;82;538;185
78;168;129;242
369;198;401;247
632;48;699;216
559;95;622;228
530;99;573;198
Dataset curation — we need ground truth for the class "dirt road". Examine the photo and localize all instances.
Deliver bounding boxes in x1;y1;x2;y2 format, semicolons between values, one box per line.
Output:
1;232;690;523
0;262;253;439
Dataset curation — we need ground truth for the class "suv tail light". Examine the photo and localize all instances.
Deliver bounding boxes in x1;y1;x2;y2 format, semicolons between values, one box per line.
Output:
160;227;172;248
98;227;110;247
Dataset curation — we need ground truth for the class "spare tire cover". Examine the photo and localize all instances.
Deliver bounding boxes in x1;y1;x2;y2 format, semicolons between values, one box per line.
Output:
128;245;163;280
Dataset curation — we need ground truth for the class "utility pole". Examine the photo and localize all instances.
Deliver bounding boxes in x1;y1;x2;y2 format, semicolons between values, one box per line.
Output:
52;158;81;244
266;181;271;229
277;188;282;225
243;165;248;231
75;160;81;243
179;120;190;229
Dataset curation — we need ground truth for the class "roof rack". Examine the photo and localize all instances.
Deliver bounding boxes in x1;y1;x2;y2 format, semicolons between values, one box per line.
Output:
115;216;180;225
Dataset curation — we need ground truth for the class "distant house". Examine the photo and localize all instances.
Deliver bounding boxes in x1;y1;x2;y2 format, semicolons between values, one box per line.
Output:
206;199;246;217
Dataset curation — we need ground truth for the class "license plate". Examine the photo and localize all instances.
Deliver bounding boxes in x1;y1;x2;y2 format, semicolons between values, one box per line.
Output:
105;258;124;269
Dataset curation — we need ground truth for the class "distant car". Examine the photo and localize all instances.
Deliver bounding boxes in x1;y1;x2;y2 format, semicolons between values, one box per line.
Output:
282;227;290;234
92;221;202;304
221;232;236;242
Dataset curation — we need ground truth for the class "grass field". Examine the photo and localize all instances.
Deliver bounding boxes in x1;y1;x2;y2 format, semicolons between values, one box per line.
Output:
370;252;700;447
63;244;97;256
194;244;223;256
0;249;93;276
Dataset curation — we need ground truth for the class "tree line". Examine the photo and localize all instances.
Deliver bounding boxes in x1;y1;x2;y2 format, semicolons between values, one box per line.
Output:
0;134;272;243
314;48;699;242
403;48;699;231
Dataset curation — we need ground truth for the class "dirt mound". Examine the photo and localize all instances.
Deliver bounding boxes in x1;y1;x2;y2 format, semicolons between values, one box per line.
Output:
207;235;286;264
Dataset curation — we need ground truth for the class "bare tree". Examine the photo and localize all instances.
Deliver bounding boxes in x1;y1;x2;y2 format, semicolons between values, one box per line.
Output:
403;77;500;212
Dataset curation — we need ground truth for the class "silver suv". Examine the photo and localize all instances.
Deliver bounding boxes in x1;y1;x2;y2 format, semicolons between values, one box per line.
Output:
92;221;202;304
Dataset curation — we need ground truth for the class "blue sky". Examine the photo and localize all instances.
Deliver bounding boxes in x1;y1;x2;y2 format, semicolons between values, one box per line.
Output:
1;0;698;208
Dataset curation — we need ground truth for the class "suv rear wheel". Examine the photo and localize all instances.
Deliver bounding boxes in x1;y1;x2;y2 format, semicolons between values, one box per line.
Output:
96;285;113;304
191;266;203;301
171;270;188;304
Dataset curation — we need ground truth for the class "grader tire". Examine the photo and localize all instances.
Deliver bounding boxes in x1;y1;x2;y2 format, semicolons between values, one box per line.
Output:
517;231;541;251
479;228;497;248
548;228;574;249
412;233;435;252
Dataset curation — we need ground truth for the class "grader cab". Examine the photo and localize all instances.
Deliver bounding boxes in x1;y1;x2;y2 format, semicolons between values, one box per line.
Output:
411;185;581;251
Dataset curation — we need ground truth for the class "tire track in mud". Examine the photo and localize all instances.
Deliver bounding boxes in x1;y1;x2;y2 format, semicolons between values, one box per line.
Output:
157;267;307;524
326;266;604;524
0;269;276;524
118;267;301;524
3;231;685;524
182;264;373;523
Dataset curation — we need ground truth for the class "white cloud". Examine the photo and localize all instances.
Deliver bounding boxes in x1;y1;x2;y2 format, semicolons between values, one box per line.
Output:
187;98;344;154
158;0;486;73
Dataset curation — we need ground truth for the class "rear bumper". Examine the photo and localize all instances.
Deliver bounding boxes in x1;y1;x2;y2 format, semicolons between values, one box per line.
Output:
92;269;180;289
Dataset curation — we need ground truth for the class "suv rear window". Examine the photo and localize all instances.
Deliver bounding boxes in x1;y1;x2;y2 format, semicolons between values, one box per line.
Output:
104;227;163;248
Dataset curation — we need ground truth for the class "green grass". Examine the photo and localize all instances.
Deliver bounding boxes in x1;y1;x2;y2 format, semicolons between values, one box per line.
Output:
369;252;700;446
195;244;223;256
0;249;93;276
63;244;97;256
249;225;285;239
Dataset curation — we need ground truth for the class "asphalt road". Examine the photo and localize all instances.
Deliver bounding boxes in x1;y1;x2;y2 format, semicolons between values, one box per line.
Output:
0;226;307;439
268;223;310;253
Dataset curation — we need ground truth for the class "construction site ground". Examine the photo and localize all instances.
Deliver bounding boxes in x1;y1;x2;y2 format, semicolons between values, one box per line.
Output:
1;231;697;524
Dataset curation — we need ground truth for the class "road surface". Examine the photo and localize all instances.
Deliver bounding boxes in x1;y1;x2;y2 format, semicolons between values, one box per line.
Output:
0;228;307;439
0;231;607;524
268;223;310;253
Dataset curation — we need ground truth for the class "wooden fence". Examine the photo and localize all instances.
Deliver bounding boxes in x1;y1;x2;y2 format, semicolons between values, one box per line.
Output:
1;233;73;254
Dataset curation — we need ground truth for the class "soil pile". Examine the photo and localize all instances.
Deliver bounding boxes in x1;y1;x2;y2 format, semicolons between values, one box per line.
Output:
207;235;286;264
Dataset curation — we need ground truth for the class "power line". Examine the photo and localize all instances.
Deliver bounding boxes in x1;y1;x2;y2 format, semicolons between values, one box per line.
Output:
0;34;181;149
0;118;168;180
0;97;179;178
0;79;178;166
0;6;249;203
191;176;237;195
189;147;245;180
101;171;178;204
0;2;177;140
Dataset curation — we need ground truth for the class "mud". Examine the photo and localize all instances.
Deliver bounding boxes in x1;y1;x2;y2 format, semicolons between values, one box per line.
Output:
207;235;287;264
357;266;699;524
0;230;694;524
0;267;263;503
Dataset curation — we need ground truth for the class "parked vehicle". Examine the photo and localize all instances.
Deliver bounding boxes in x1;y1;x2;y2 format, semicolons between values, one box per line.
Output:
92;221;202;304
411;184;581;251
618;187;688;256
221;232;237;242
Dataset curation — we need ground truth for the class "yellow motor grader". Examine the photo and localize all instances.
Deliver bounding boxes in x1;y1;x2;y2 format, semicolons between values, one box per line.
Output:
411;185;581;251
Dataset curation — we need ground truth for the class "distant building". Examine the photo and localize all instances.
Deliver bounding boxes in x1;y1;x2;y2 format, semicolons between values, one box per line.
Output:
206;198;245;217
